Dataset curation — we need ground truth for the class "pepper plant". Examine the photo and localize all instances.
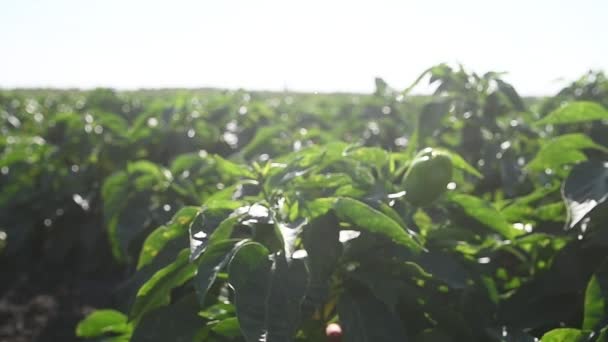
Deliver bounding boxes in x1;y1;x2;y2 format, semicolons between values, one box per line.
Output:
76;68;608;340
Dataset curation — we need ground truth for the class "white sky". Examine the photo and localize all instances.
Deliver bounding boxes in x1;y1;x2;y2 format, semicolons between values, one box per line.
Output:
0;0;606;95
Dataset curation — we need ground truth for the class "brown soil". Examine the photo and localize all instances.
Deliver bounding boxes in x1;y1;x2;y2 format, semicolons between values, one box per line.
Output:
0;247;126;342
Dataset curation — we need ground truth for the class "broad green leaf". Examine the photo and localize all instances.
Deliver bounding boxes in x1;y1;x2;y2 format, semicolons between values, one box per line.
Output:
127;161;171;191
208;214;244;244
448;193;520;239
348;260;425;311
304;197;336;219
94;111;129;136
346;146;389;169
265;255;308;341
131;294;204;342
194;239;243;305
583;261;608;331
138;207;200;269
228;242;271;342
418;100;450;142
211;317;242;338
188;212;219;261
535;202;567;222
115;237;189;314
562;160;608;229
536;101;608;125
496;78;526;111
102;162;172;261
130;249;197;322
337;287;408;342
526;134;607;172
584;274;605;332
301;214;342;312
334;197;423;253
0;139;50;168
102;171;129;220
376;203;408;230
404;129;419;159
188;205;241;261
170;152;213;174
596;328;608;341
199;302;235;321
240;125;284;158
442;149;483;178
265;161;312;189
76;309;131;338
214;155;255;179
292;173;352;190
228;242;307;342
416;251;469;289
540;328;586;342
500;183;560;214
107;191;156;262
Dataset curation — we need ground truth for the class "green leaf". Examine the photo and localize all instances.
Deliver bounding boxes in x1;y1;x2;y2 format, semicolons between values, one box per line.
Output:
130;249;197;322
189;203;263;263
228;242;271;342
583;261;608;331
346;146;389;169
127;160;171;191
106;191;155;262
265;255;308;341
199;302;235;321
337;286;408;342
562;160;608;229
188;205;242;261
76;310;131;338
441;149;483;178
102;161;173;261
539;328;586;342
448;193;520;239
496;78;526;111
536;101;608;125
416;251;469;289
584;275;605;332
334;197;423;253
138;207;200;269
240;125;285;158
214;155;255;179
102;171;130;222
418;100;450;142
228;242;308;342
94;111;129;136
131;293;204;342
526;134;607;172
301;213;342;313
348;261;423;311
194;239;243;305
304;197;337;219
115;237;188;314
596;328;608;342
170;152;212;174
211;317;242;338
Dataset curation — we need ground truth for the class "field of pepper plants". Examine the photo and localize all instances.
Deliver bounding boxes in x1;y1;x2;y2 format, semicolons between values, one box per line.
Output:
1;64;608;341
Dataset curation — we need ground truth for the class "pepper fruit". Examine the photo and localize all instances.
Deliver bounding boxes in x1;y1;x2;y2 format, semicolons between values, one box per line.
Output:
403;148;453;207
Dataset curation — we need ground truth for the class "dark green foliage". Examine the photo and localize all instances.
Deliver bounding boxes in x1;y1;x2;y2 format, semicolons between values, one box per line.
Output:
1;65;608;341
